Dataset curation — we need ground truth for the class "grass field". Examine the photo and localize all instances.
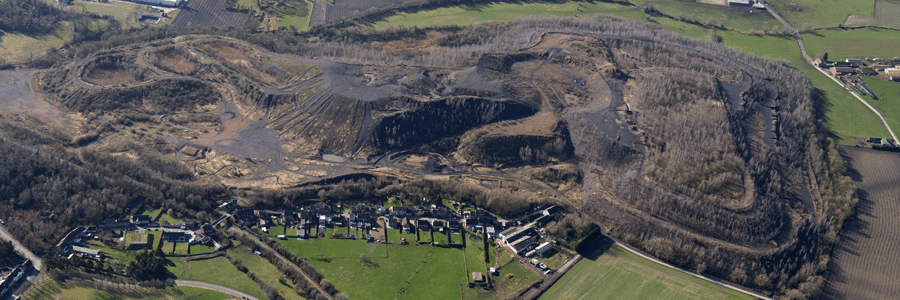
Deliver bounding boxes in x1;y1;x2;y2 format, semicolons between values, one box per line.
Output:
766;0;873;29
236;0;261;11
802;28;900;62
183;256;266;299
67;0;145;29
637;0;779;33
145;208;184;226
372;1;646;29
0;30;68;64
540;245;755;300
305;244;466;300
860;77;900;135
228;246;304;300
22;278;234;300
174;242;189;254
191;243;216;253
276;236;387;258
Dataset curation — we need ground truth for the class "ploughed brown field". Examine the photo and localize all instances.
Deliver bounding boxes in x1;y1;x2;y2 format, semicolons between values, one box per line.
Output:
824;147;900;299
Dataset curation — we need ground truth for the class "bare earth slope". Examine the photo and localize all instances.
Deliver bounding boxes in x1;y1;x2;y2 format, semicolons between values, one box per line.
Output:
824;147;900;300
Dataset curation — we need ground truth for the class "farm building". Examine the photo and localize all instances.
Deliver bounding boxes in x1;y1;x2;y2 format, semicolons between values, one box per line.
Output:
472;272;484;283
882;138;893;147
832;67;859;76
72;246;101;259
535;242;553;256
509;236;536;255
727;0;750;5
886;68;900;81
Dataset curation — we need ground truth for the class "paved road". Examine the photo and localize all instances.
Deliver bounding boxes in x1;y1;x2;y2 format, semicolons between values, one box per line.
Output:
175;280;258;300
0;223;42;271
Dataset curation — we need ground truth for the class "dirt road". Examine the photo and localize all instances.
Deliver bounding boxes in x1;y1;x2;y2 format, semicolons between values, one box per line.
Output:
175;280;258;300
0;223;42;271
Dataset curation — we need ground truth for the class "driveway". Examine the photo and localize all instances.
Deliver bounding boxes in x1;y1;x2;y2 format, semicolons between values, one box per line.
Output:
175;280;258;300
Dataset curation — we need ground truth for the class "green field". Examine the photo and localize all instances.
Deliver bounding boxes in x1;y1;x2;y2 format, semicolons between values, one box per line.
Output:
67;1;145;29
636;0;779;33
306;244;466;300
236;0;261;11
0;30;68;64
373;1;646;29
766;0;873;29
191;243;216;253
22;278;234;300
276;236;387;258
540;245;755;300
277;234;529;299
183;256;267;299
860;77;900;137
228;246;304;300
802;28;900;62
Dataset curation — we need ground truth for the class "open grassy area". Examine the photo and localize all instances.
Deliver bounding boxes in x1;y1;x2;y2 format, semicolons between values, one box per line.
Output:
191;243;216;253
305;244;466;300
802;28;900;62
184;256;266;299
228;246;304;300
22;278;235;300
649;16;713;41
236;0;261;11
373;1;645;29
0;29;68;64
276;236;387;258
860;77;900;136
174;242;189;254
636;0;779;33
766;0;872;29
67;0;145;29
541;244;755;300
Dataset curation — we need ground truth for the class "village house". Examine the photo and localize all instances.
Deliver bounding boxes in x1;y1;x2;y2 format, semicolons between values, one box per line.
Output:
417;219;431;231
130;215;152;226
162;231;190;243
402;218;413;233
390;206;411;217
71;246;102;259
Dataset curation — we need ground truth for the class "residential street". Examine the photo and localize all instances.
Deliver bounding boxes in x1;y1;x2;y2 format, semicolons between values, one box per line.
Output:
0;223;42;270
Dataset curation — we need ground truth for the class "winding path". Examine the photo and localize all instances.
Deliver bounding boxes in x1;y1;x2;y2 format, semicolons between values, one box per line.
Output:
174;280;258;300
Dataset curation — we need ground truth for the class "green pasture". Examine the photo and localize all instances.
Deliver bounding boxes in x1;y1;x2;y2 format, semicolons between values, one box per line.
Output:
228;246;304;300
802;28;900;62
22;279;234;300
860;77;900;136
372;1;646;29
492;253;540;296
766;0;872;29
305;244;466;300
276;236;387;258
540;245;755;300
649;16;712;41
639;0;780;33
0;29;68;64
183;256;266;299
67;1;144;29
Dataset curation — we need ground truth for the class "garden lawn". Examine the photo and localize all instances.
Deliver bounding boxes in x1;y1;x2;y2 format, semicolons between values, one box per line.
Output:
307;244;467;300
184;256;266;300
418;230;433;244
190;243;216;254
228;246;303;300
540;245;754;300
802;28;900;62
464;241;489;282
434;231;450;244
493;256;541;297
174;242;189;254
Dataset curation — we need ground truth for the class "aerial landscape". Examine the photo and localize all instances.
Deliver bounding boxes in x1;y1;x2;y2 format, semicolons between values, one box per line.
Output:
0;0;898;299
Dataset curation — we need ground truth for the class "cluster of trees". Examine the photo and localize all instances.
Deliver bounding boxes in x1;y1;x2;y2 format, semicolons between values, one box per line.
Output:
125;250;175;281
0;240;24;268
